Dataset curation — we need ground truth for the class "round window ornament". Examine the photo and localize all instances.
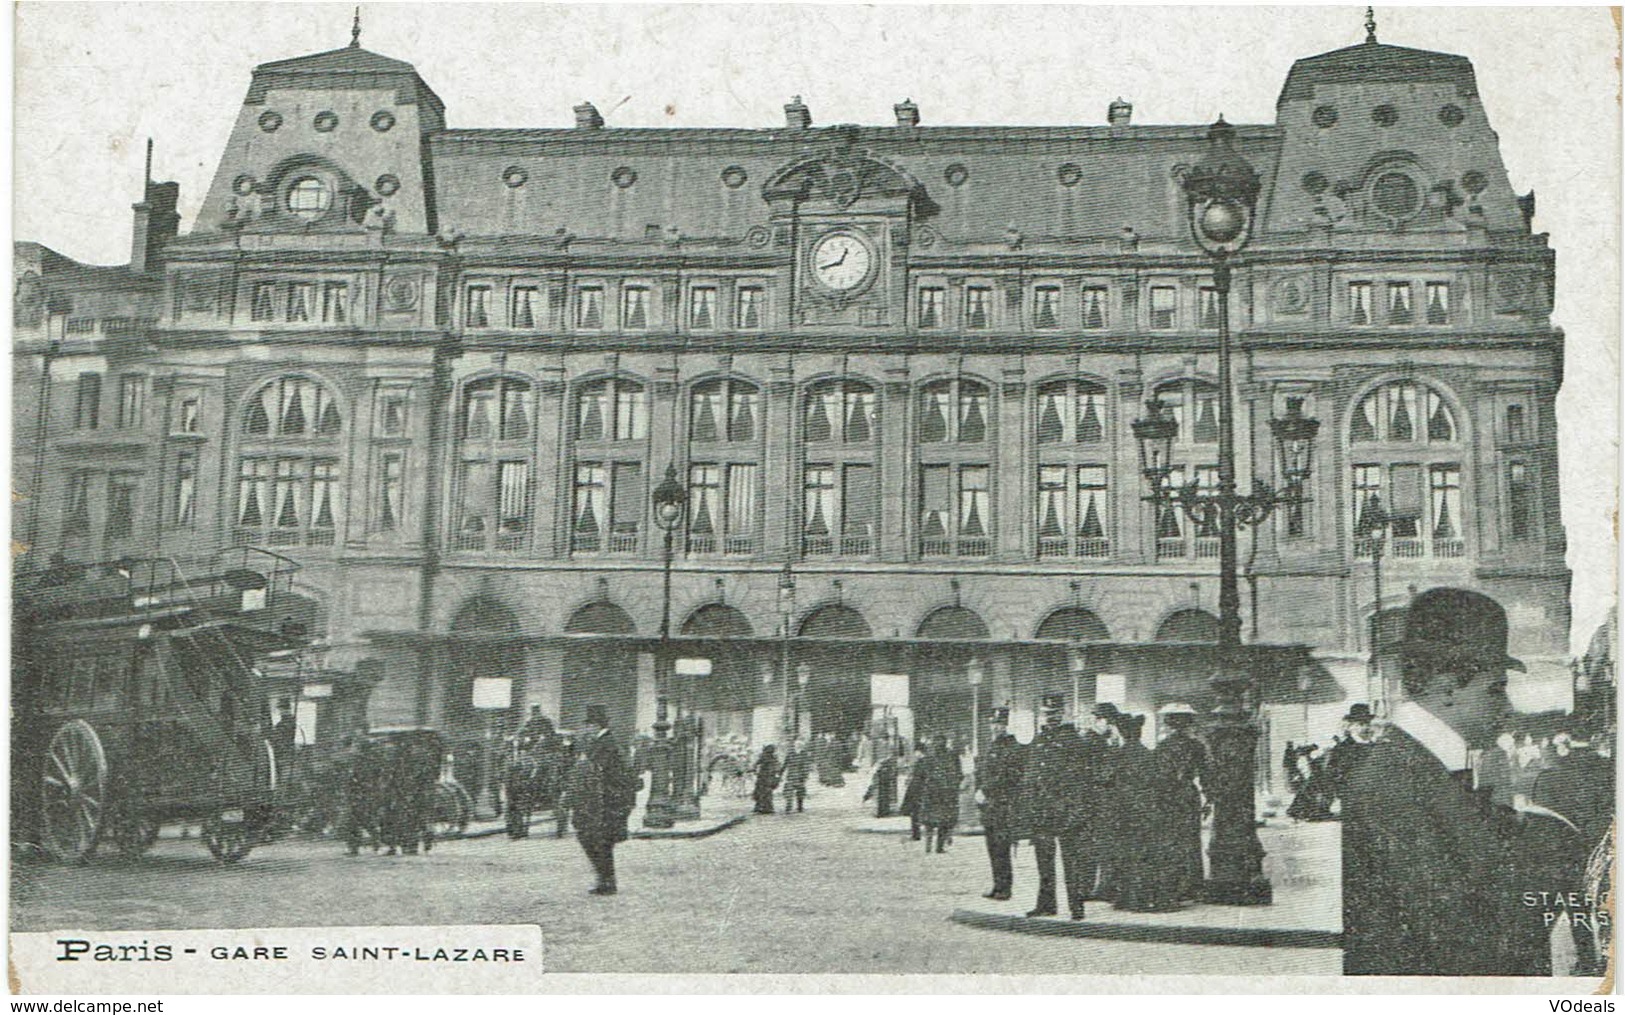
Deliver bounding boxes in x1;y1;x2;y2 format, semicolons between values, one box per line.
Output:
1493;273;1527;313
1056;163;1083;187
383;275;420;312
1371;170;1421;222
502;166;528;189
1460;170;1488;196
1372;104;1399;127
1273;275;1311;315
944;163;969;188
232;174;258;197
611;166;637;189
1300;171;1329;196
1311;105;1338;129
286;176;333;220
258;110;284;133
720;165;748;189
1438;104;1465;128
371;110;397;133
745;226;771;249
314;111;339;133
375;174;401;197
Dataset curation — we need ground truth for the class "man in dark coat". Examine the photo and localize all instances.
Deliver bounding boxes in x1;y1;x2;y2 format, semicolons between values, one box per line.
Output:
976;707;1024;900
1528;732;1614;974
752;744;781;815
919;733;962;853
270;699;298;785
780;738;812;814
572;705;640;895
1019;695;1103;920
1080;702;1121;901
1337;588;1555;975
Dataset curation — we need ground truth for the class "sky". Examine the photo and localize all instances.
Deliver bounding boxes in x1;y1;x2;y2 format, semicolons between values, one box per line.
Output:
11;4;1619;653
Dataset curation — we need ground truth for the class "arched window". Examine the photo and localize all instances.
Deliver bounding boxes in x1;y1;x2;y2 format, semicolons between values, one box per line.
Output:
687;378;763;555
1152;379;1219;561
802;380;878;557
918;378;992;558
572;378;649;555
1350;380;1464;559
1036;379;1110;559
236;375;343;548
451;376;533;553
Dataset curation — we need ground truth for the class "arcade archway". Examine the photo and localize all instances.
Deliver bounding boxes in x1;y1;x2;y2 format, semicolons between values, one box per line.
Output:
562;601;639;740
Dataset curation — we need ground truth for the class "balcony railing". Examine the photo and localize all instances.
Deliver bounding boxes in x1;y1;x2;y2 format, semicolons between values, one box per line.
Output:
1356;536;1466;559
802;532;874;557
1038;537;1111;560
687;533;758;556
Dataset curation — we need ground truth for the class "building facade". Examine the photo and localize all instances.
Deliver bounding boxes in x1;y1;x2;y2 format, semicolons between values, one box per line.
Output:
14;28;1570;786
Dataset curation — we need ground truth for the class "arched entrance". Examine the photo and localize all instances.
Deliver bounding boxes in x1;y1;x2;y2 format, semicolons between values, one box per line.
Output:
1030;606;1113;719
562;602;639;741
913;606;990;749
446;597;523;813
797;605;874;738
1156;609;1219;643
679;604;756;737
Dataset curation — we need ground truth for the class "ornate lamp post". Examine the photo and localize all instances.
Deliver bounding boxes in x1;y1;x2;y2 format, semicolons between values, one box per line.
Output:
794;662;811;738
777;562;797;746
643;464;687;828
967;658;985;757
1132;117;1321;906
1353;493;1415;715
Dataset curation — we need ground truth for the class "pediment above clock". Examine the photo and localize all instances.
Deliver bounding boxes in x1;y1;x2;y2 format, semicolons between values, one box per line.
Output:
762;148;935;214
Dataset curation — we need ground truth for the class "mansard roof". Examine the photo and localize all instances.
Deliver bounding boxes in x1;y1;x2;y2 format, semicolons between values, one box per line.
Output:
246;44;444;113
1278;40;1478;104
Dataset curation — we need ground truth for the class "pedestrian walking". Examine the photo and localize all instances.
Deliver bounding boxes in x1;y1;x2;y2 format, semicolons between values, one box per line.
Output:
780;738;811;813
900;742;929;841
1154;703;1208;901
753;744;781;815
976;707;1024;901
572;705;640;896
920;733;961;853
864;739;898;817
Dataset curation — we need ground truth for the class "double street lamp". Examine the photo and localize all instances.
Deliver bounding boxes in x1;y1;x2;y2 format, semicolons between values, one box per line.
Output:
1131;117;1321;906
644;464;688;828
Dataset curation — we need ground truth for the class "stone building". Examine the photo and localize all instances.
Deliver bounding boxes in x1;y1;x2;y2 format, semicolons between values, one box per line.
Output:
13;26;1570;788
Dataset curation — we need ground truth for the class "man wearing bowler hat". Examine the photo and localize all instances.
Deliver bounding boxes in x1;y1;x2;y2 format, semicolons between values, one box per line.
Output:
975;707;1024;900
571;704;640;895
1336;587;1556;975
1017;694;1103;919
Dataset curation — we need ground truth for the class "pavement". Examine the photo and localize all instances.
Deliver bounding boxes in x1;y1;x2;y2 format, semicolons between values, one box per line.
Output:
14;773;1343;975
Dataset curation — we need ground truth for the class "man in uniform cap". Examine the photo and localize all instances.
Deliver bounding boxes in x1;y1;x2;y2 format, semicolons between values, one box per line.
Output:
1336;588;1557;975
975;707;1024;900
1017;694;1104;919
570;704;641;895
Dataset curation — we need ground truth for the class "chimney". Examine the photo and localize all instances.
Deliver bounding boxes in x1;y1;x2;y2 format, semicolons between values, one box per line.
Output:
784;95;811;131
130;181;180;275
1108;97;1133;127
894;99;920;128
573;101;604;129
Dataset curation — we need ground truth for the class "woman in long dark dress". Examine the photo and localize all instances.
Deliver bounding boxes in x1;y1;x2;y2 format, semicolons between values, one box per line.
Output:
1154;704;1209;902
752;745;780;815
1107;714;1172;911
919;734;962;853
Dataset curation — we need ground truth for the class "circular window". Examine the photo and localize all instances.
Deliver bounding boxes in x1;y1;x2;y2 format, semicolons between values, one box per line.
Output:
375;174;401;197
1372;104;1399;127
313;111;339;133
286;176;332;220
1461;170;1488;196
1057;163;1082;187
232;174;258;196
720;165;748;189
1300;171;1329;195
611;166;637;189
1371;170;1421;221
1311;105;1338;129
258;111;283;133
371;110;396;133
944;163;969;188
1438;104;1465;128
502;166;528;189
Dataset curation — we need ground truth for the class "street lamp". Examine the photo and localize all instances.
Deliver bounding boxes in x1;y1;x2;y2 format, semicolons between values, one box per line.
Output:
967;658;985;757
777;562;796;746
643;463;687;828
1131;116;1321;906
795;662;811;739
1353;493;1414;716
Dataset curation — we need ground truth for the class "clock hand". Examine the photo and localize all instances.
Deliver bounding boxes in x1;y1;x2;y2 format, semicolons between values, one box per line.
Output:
820;248;849;271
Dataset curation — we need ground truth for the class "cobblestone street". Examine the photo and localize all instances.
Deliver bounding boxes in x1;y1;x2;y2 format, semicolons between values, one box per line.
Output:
12;782;1338;976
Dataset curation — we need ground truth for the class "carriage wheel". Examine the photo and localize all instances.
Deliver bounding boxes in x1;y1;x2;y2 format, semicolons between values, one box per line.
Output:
431;782;471;839
108;810;161;857
41;720;108;862
202;814;254;863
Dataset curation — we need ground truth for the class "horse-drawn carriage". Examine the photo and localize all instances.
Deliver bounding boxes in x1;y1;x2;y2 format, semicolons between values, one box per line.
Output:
501;727;572;838
12;549;318;863
338;727;472;854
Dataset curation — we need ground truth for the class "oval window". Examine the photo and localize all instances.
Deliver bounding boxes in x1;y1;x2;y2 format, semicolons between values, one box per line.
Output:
286;177;332;220
1371;171;1420;221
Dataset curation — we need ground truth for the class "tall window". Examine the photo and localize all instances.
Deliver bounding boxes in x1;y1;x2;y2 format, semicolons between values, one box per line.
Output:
377;453;404;532
1507;461;1534;541
1425;282;1451;325
172;451;196;528
1386;282;1414;325
918;286;944;329
237;376;344;548
105;473;139;543
64;471;93;538
688;378;761;555
572;378;649;554
1155;379;1219;446
117;374;144;428
1033;286;1061;330
1081;286;1108;329
322;282;350;324
802;380;879;557
689;286;717;331
287;283;317;323
466;285;492;329
1155;465;1220;560
918;379;992;557
74;373;100;430
736;286;764;330
1036;379;1106;446
1149;286;1178;329
511;286;544;329
1350;380;1463;558
1505;404;1528;444
576;286;604;330
1035;378;1110;559
621;286;651;330
1349;281;1373;326
964;286;991;330
1199;287;1221;329
453;376;533;553
251;283;277;323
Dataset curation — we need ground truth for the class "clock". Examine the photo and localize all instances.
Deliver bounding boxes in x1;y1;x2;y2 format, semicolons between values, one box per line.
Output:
811;231;874;293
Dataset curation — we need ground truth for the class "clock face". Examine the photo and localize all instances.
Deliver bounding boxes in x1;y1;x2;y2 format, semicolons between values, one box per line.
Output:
811;232;874;293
